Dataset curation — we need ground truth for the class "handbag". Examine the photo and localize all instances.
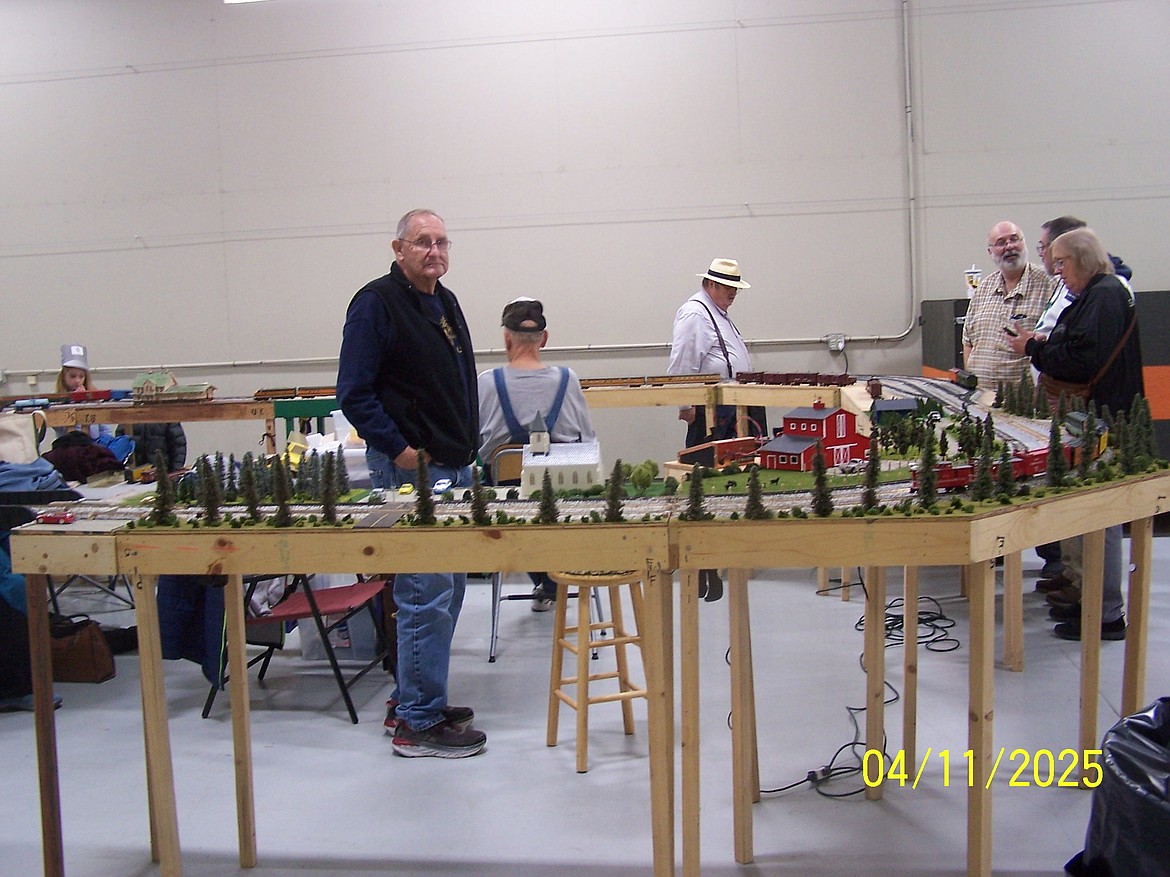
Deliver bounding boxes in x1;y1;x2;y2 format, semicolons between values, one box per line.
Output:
49;613;116;683
1039;313;1137;406
0;409;46;464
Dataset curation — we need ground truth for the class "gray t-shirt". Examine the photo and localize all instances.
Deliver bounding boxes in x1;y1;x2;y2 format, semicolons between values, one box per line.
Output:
476;365;596;463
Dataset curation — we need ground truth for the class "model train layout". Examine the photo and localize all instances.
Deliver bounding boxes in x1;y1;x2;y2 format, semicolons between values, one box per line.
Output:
735;371;855;387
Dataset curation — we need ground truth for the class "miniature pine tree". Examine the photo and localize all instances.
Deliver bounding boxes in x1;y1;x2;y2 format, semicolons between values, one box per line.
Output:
537;469;559;524
1003;380;1017;416
1132;396;1156;462
321;452;337;524
176;469;193;504
1046;411;1068;487
938;430;949;460
681;462;709;521
335;447;350;495
470;466;491;525
604;458;625;523
811;441;833;517
1141;396;1158;459
295;452;310;498
414;451;436;525
214;452;226;494
917;427;938;510
1116;410;1135;475
1035;386;1050;420
995;444;1016;498
151;449;177;526
743;464;772;520
224;453;238;502
197;456;221;524
971;414;995;501
1079;401;1098;478
994;381;1004;408
862;439;881;512
1021;371;1036;418
239;456;262;522
259;454;273;499
270;456;294;527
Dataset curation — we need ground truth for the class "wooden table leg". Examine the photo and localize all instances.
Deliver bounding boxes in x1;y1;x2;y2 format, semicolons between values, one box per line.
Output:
840;566;851;602
727;568;756;863
1079;529;1105;785
1122;517;1152;715
902;566;919;773
25;574;65;877
643;567;676;877
1002;551;1024;672
680;568;701;877
863;566;885;801
223;574;257;866
131;572;182;877
966;559;995;877
817;567;830;597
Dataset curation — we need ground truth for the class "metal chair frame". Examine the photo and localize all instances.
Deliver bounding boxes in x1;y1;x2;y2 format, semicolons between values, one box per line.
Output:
202;573;392;724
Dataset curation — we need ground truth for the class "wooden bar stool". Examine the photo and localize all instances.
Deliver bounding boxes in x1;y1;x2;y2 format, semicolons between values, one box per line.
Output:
547;570;647;773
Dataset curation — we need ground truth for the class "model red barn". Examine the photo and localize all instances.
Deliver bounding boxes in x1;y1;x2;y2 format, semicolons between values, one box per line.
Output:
758;399;871;472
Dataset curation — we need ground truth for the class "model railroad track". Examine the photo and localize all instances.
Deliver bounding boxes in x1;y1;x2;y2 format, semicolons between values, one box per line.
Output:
34;478;915;527
578;374;723;389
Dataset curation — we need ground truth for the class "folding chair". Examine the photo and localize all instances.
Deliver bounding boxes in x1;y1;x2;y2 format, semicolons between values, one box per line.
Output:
202;573;392;724
486;444;605;663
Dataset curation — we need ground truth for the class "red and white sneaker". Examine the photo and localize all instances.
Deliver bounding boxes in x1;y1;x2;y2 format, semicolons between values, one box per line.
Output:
384;699;475;734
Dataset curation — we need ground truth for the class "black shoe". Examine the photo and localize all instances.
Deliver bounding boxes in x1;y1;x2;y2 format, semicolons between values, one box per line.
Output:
1053;616;1126;642
1049;603;1080;622
702;569;723;603
1039;560;1066;578
1045;585;1082;608
392;717;487;758
1035;572;1074;593
384;700;475;734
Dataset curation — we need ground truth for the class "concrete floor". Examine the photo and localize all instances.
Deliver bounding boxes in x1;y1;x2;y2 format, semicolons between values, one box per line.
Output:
3;545;1168;877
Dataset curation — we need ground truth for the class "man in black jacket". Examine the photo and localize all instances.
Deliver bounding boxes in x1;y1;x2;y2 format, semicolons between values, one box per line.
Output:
337;208;484;757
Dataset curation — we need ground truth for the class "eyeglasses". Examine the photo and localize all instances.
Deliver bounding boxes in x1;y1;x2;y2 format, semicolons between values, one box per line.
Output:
1036;241;1048;255
1053;257;1067;270
989;234;1022;250
404;238;452;253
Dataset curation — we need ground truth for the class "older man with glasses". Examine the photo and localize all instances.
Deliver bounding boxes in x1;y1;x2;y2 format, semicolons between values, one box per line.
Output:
962;220;1056;390
338;208;485;758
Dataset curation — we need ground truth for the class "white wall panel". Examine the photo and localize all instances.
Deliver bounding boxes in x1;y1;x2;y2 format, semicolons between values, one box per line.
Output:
1;0;1166;468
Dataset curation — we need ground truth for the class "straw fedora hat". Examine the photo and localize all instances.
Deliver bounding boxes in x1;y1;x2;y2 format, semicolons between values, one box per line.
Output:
697;258;750;289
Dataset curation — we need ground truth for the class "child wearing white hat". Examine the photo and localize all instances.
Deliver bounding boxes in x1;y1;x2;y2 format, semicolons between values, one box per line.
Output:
53;343;114;441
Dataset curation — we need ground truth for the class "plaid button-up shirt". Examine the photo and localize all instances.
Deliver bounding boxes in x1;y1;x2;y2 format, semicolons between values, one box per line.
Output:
962;262;1055;389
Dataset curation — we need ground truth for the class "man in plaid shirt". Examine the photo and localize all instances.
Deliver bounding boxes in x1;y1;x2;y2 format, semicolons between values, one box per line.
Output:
962;220;1056;390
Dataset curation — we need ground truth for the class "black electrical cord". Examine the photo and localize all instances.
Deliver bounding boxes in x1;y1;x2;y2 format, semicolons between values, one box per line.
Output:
757;567;960;797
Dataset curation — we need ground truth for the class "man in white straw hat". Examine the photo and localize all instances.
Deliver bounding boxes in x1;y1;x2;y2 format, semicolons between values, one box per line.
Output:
667;258;759;446
667;258;764;601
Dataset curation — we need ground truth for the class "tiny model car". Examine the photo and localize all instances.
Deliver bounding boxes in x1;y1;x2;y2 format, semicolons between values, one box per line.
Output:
397;483;415;495
367;488;387;505
36;511;75;525
431;478;453;496
837;459;865;475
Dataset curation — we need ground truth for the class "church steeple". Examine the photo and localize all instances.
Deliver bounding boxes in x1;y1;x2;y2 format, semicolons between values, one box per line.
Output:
528;412;550;454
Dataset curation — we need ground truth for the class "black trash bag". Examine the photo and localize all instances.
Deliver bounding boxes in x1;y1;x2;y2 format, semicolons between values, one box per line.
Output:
1065;696;1170;877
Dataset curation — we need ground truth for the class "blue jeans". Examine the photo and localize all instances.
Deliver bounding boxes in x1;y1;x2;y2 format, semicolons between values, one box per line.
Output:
366;450;472;731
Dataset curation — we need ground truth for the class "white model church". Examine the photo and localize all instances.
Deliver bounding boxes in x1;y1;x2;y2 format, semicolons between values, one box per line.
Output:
520;413;604;498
